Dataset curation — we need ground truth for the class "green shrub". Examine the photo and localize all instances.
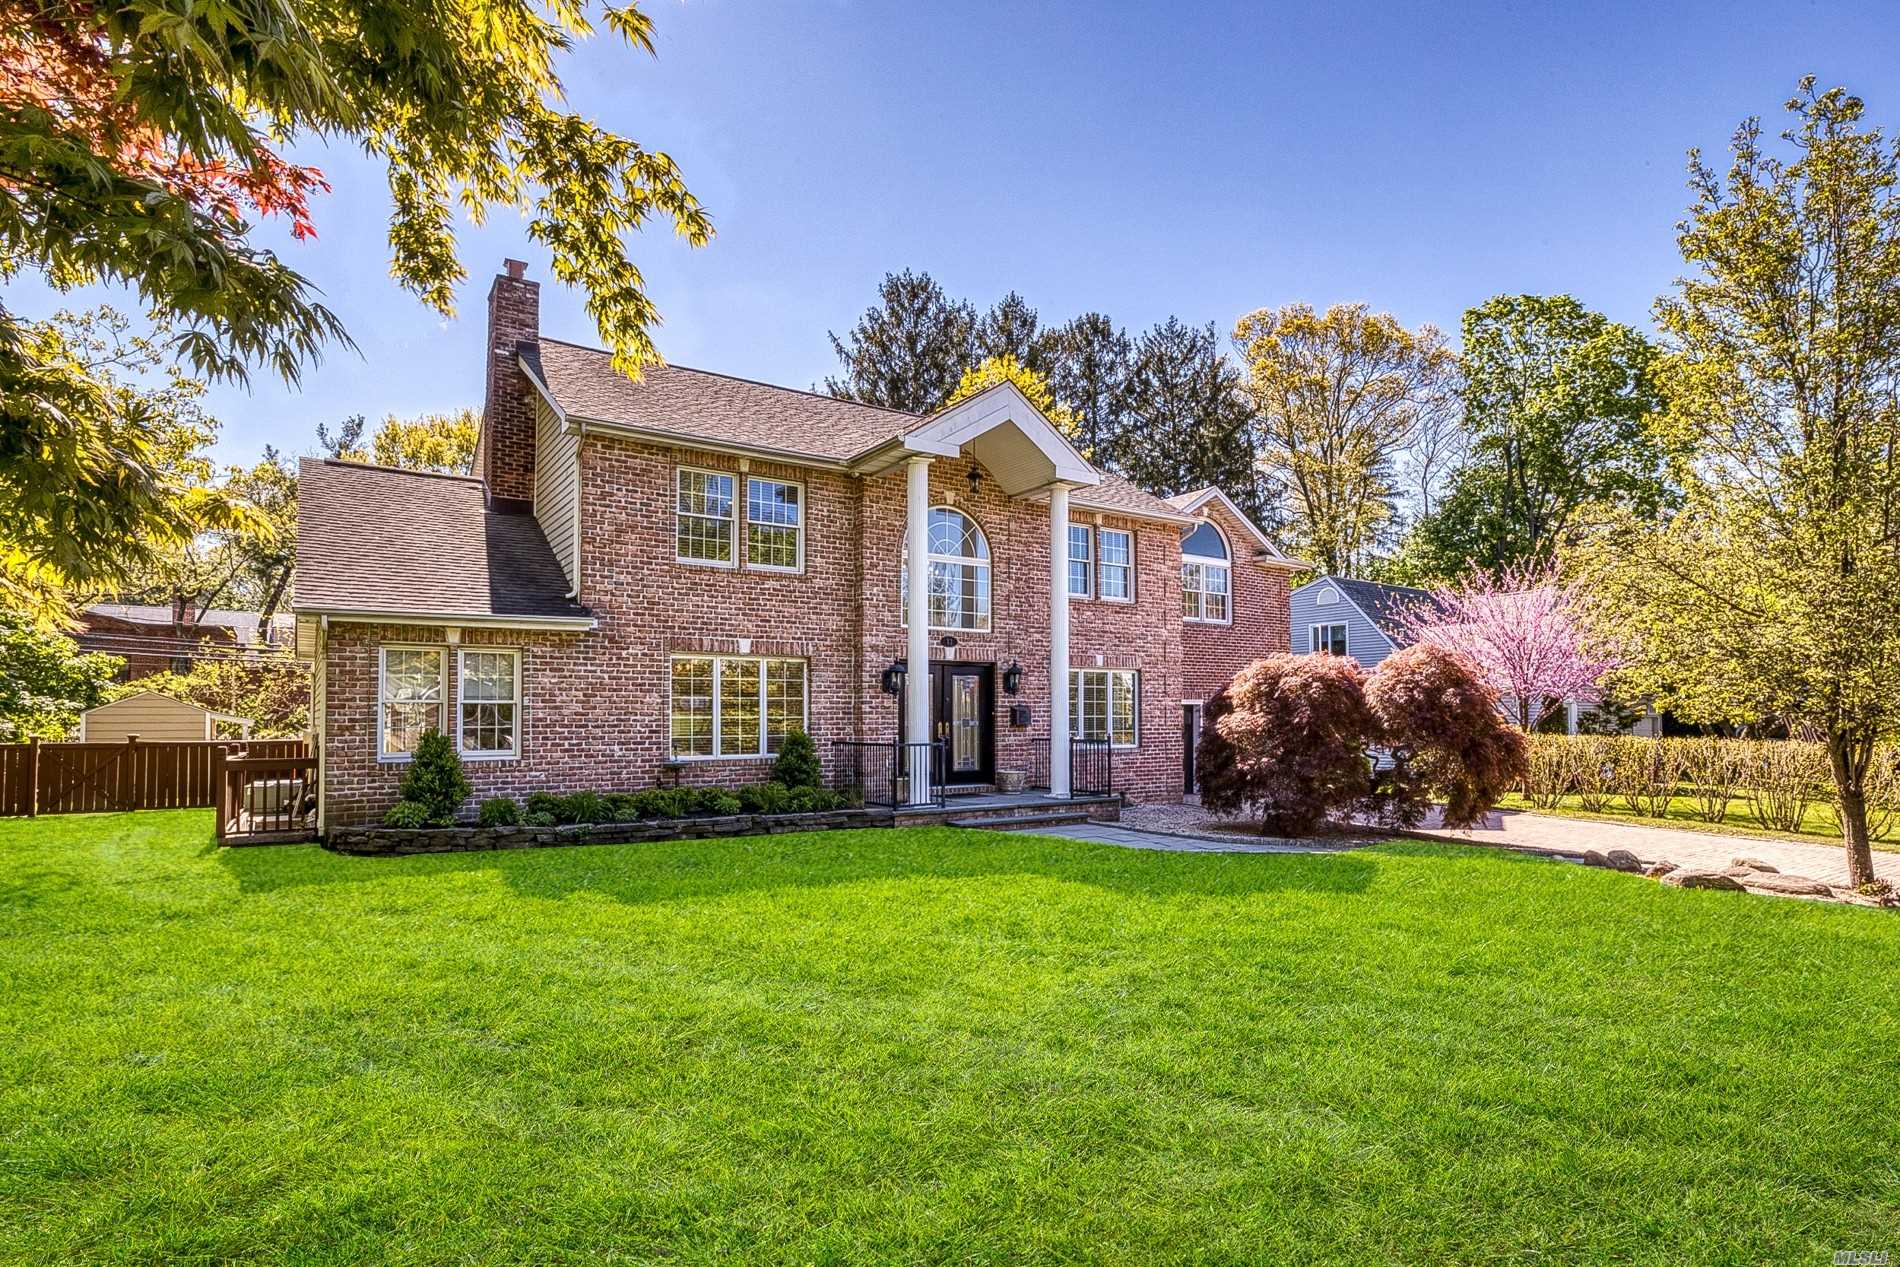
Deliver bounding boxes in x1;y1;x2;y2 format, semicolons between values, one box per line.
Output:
522;810;557;828
525;791;562;819
383;799;431;828
699;790;742;816
557;791;611;825
397;731;471;825
784;785;844;813
739;782;790;815
771;729;822;789
477;797;521;827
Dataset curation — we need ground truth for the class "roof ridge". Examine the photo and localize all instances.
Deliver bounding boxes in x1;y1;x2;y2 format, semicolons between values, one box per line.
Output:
535;336;925;420
317;458;485;484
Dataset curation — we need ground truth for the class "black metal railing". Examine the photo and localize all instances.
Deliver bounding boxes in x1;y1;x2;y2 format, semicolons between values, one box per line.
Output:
832;739;946;808
1070;738;1112;797
1025;734;1114;799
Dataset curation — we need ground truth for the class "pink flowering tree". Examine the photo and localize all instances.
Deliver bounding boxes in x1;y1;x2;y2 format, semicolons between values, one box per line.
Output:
1396;565;1620;732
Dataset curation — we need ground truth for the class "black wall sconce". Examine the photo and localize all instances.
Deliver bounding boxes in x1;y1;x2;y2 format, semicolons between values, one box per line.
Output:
967;466;982;497
1002;661;1024;695
880;658;905;696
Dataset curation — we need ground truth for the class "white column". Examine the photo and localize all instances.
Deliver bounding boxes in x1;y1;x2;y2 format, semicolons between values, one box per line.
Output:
905;456;933;804
1049;482;1072;797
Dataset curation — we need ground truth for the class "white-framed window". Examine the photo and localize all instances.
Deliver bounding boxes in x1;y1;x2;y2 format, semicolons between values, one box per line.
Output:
1181;519;1231;623
1098;527;1133;602
901;507;992;631
746;476;803;571
669;655;807;758
1069;669;1139;748
457;648;520;759
1068;523;1092;598
379;646;445;760
1310;623;1348;656
676;467;736;566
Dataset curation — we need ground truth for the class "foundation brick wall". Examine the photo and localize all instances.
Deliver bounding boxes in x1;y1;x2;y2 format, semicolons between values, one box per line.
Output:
1181;499;1294;705
320;441;1294;825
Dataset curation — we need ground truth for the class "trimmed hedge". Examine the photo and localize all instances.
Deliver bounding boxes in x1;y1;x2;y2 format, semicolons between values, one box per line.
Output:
519;782;852;827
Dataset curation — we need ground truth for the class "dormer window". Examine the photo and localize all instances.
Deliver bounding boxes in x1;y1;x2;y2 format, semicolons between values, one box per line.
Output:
1181;520;1231;623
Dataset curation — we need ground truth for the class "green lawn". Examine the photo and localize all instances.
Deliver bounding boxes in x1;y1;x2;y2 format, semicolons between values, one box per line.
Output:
1496;790;1900;851
2;813;1896;1265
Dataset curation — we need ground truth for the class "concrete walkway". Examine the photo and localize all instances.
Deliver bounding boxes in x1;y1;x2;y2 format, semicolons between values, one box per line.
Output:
1410;807;1898;889
1035;821;1349;854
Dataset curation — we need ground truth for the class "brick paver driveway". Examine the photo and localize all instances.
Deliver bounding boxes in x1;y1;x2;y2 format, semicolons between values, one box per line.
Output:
1411;807;1899;889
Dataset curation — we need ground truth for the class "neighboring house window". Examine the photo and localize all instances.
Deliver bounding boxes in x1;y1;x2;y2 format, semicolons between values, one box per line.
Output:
746;477;803;571
380;647;445;759
1098;527;1133;602
676;468;736;565
669;655;807;758
457;649;520;759
1310;623;1348;656
1069;669;1139;748
901;507;992;631
1180;520;1231;623
1068;523;1092;597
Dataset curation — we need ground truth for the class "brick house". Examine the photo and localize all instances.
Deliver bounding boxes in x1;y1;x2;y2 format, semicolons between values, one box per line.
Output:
294;261;1303;831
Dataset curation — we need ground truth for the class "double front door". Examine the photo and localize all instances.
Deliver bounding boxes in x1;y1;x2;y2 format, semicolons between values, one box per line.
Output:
899;662;995;786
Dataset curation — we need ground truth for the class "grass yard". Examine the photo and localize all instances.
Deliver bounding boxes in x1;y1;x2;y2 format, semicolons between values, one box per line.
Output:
1495;790;1900;851
2;812;1897;1265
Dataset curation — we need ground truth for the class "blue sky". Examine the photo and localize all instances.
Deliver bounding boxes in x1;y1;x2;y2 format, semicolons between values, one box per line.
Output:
13;0;1900;464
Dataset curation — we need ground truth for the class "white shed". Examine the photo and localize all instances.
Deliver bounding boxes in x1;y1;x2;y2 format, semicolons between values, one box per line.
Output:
77;691;254;743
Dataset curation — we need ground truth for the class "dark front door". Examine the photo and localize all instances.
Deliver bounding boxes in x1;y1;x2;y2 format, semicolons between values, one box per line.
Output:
901;662;996;786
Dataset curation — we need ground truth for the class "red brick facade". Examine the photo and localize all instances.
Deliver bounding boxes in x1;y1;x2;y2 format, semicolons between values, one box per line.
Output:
318;437;1208;825
1181;498;1293;705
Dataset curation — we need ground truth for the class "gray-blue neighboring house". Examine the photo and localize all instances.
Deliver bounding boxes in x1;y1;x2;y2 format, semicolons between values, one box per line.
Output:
1287;575;1433;671
1288;574;1657;735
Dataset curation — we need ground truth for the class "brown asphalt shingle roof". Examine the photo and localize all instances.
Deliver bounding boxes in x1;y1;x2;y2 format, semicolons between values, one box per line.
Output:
529;339;916;462
294;459;590;621
1071;475;1194;522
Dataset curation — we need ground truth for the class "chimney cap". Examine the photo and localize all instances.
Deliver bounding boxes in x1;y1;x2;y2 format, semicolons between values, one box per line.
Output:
503;258;528;280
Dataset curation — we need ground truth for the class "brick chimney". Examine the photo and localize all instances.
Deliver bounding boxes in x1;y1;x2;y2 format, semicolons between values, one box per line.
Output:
479;258;540;506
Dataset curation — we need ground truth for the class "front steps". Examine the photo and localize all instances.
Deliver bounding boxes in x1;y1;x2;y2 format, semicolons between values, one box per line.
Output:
947;808;1095;832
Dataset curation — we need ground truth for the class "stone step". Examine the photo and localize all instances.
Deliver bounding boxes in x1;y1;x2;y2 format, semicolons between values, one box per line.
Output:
948;810;1094;832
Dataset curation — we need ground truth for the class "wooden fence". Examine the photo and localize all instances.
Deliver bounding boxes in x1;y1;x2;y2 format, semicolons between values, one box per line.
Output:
0;737;310;817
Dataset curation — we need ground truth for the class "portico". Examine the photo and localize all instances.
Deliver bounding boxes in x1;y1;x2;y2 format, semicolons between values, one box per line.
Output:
856;383;1101;806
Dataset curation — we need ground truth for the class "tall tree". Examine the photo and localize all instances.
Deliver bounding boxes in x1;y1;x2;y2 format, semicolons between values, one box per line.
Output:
1105;319;1275;524
1582;79;1900;888
0;620;123;741
1408;295;1669;578
0;308;252;624
1045;313;1133;461
1236;303;1456;576
826;270;975;412
946;356;1079;440
974;291;1051;375
370;409;479;474
0;1;709;621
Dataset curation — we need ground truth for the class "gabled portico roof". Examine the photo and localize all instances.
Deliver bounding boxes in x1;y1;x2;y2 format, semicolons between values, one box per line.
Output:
853;382;1100;495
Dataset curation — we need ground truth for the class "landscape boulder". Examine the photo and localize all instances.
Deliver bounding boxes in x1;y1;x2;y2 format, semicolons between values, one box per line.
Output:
1658;869;1745;891
1738;872;1834;898
1644;860;1680;879
1603;848;1644;873
1729;857;1780;874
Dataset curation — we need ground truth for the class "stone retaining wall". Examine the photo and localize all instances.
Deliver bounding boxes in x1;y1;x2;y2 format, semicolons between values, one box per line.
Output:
328;808;892;856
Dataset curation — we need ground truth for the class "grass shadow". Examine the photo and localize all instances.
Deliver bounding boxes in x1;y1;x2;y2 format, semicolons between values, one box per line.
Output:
212;826;1381;907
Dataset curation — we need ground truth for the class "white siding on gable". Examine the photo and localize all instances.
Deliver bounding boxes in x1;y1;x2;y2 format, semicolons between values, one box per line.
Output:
533;395;581;592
